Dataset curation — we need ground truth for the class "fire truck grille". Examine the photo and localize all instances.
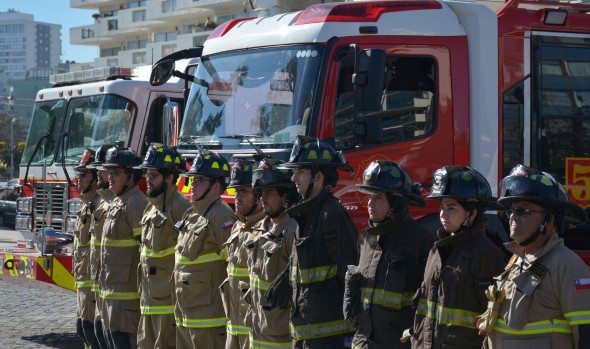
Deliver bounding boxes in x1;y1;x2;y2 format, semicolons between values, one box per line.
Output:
34;182;67;232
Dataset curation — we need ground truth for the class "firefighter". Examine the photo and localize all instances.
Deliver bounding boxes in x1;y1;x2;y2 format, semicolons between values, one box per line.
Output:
411;166;507;349
73;148;101;349
222;158;265;349
480;164;590;348
267;135;358;349
174;148;237;349
244;158;299;349
99;144;148;349
137;143;191;349
347;160;434;349
87;144;114;349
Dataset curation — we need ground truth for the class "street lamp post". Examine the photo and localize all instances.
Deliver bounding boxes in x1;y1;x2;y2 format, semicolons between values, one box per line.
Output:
10;118;15;179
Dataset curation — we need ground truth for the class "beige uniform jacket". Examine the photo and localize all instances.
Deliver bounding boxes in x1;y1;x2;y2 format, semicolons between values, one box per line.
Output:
90;188;115;322
222;210;266;337
174;195;237;329
74;189;100;321
484;234;590;349
139;188;190;315
245;214;297;348
99;185;148;333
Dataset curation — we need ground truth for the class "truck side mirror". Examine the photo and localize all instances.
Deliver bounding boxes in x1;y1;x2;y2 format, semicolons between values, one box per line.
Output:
151;59;175;86
354;49;385;112
163;98;180;147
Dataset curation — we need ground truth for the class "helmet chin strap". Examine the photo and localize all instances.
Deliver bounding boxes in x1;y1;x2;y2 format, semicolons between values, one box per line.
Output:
461;210;473;228
518;213;549;247
195;179;214;202
303;168;317;200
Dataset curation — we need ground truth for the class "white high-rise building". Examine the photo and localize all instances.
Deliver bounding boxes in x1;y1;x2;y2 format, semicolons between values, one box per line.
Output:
0;9;61;79
70;0;324;68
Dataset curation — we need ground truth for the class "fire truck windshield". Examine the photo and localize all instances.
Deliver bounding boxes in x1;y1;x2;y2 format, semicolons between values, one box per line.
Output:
178;44;324;155
21;100;66;165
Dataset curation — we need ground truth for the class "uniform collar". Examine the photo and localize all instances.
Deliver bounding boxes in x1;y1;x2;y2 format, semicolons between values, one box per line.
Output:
191;194;220;215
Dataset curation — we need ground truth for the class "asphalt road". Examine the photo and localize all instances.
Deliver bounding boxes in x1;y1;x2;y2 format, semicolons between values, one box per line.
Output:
0;226;84;349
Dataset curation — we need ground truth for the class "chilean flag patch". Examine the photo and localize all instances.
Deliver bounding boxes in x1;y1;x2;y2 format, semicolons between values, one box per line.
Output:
222;220;234;231
574;278;590;291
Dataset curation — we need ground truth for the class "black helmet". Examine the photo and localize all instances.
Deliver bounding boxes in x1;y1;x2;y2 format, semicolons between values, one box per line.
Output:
498;164;587;226
228;159;259;189
357;160;425;207
183;148;230;182
74;148;95;171
139;143;186;173
87;144;114;170
279;135;353;172
252;159;294;189
428;166;496;205
103;145;142;169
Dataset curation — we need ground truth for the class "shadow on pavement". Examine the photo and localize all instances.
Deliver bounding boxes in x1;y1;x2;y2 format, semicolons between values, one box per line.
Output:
21;332;84;349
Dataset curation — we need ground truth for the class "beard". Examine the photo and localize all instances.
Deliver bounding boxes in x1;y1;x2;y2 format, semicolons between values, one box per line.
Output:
97;178;109;190
148;182;166;198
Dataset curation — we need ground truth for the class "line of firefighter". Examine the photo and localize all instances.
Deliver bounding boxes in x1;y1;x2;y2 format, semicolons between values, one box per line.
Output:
70;135;590;349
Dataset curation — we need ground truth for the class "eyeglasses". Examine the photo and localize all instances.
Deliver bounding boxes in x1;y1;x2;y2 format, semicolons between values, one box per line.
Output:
76;171;90;178
191;177;211;186
504;207;546;218
107;170;126;178
144;173;162;181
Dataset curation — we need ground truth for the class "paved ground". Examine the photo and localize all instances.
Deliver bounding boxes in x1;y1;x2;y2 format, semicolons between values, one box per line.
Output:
0;227;84;349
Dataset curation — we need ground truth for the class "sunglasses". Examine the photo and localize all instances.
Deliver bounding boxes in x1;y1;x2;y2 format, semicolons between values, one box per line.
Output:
504;207;546;218
77;171;90;178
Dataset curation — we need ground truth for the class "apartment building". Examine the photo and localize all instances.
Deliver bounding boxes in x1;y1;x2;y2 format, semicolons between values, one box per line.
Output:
70;0;326;68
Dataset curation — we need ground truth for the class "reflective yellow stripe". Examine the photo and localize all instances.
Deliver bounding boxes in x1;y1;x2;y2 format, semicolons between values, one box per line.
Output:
564;310;590;325
101;237;140;247
175;250;226;265
227;266;249;278
74;237;90;247
290;319;352;340
99;290;140;300
75;280;93;289
90;236;98;246
291;264;337;284
493;318;572;335
249;332;291;349
91;283;99;293
250;275;272;291
140;305;175;315
361;287;414;310
133;227;142;237
416;298;478;329
227;323;250;335
175;316;227;328
141;245;176;258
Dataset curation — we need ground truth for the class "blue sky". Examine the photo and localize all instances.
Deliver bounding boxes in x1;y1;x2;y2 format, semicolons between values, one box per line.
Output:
5;0;97;63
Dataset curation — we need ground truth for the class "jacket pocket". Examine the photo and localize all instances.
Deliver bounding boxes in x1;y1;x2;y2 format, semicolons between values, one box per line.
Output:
178;270;212;307
105;262;132;284
381;252;408;310
143;263;173;300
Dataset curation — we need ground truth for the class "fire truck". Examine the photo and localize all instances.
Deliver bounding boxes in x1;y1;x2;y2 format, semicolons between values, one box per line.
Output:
150;0;590;260
0;51;200;290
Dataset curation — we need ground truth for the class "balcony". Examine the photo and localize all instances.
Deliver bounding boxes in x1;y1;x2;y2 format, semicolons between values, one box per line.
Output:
146;0;205;21
70;0;124;10
177;30;211;48
70;25;115;46
177;0;242;11
117;7;158;31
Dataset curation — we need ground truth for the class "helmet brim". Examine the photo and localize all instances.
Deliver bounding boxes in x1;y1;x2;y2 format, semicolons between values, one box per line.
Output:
278;162;353;172
357;184;426;207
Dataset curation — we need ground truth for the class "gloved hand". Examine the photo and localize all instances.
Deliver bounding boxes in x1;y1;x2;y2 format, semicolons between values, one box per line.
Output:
264;264;292;310
476;284;506;335
343;265;362;321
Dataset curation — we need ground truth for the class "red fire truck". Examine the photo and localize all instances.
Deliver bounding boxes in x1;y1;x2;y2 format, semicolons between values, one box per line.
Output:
0;51;200;290
151;0;590;261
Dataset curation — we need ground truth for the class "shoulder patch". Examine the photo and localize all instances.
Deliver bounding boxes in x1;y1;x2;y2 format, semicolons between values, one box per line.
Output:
574;278;590;291
222;220;234;231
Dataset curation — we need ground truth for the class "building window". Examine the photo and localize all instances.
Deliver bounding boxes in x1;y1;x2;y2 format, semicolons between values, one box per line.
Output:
108;20;118;31
154;31;177;42
101;47;122;57
128;39;147;50
132;10;146;22
128;0;146;8
82;27;95;39
132;52;146;64
162;0;177;13
162;44;177;56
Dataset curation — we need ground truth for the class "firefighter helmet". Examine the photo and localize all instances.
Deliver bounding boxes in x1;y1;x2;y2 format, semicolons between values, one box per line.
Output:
87;144;114;169
427;166;496;205
102;145;142;169
139;143;186;173
228;159;259;188
252;159;294;189
358;160;425;207
279;135;353;172
498;164;587;225
183;148;230;183
74;148;95;171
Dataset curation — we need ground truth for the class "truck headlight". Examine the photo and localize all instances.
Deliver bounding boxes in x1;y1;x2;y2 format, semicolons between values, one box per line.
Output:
67;199;82;214
64;215;78;234
17;197;33;214
15;215;32;232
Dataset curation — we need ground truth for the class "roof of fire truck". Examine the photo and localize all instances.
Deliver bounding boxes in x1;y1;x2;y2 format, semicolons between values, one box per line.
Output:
202;0;589;56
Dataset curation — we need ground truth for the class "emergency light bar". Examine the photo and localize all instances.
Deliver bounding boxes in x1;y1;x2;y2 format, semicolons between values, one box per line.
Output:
49;66;138;85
